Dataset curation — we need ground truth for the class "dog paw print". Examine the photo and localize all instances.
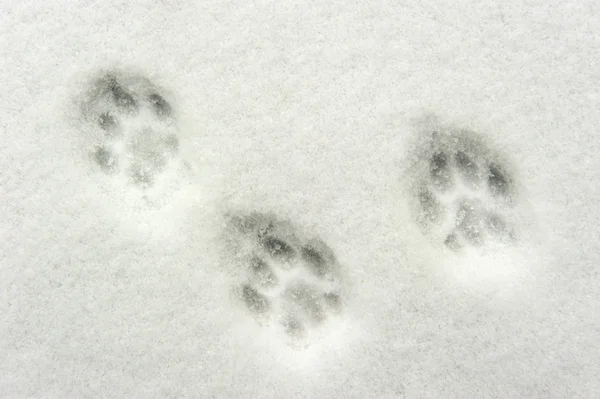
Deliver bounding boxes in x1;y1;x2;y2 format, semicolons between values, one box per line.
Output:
225;212;344;340
81;72;186;189
413;128;517;250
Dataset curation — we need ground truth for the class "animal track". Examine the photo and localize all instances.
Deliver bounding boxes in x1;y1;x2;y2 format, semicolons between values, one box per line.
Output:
225;212;344;340
80;72;186;190
412;127;517;250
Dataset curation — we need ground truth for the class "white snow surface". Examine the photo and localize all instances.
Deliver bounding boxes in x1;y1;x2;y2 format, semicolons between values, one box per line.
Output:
1;0;599;397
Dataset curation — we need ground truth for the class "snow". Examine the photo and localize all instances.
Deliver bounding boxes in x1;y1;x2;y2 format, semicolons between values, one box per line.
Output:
1;0;599;397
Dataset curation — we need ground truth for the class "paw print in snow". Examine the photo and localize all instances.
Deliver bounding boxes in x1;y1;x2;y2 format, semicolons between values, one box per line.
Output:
80;72;187;190
412;127;517;250
225;212;344;340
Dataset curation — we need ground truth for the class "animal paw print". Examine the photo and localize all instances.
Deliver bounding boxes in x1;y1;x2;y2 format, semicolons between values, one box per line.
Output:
413;128;517;250
81;72;185;189
225;212;344;340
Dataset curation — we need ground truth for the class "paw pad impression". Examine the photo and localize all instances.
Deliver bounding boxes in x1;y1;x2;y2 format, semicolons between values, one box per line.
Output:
80;72;185;190
412;127;518;250
225;212;344;341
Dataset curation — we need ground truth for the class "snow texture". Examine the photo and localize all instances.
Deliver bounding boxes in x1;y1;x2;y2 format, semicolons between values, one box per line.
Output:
1;0;599;398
